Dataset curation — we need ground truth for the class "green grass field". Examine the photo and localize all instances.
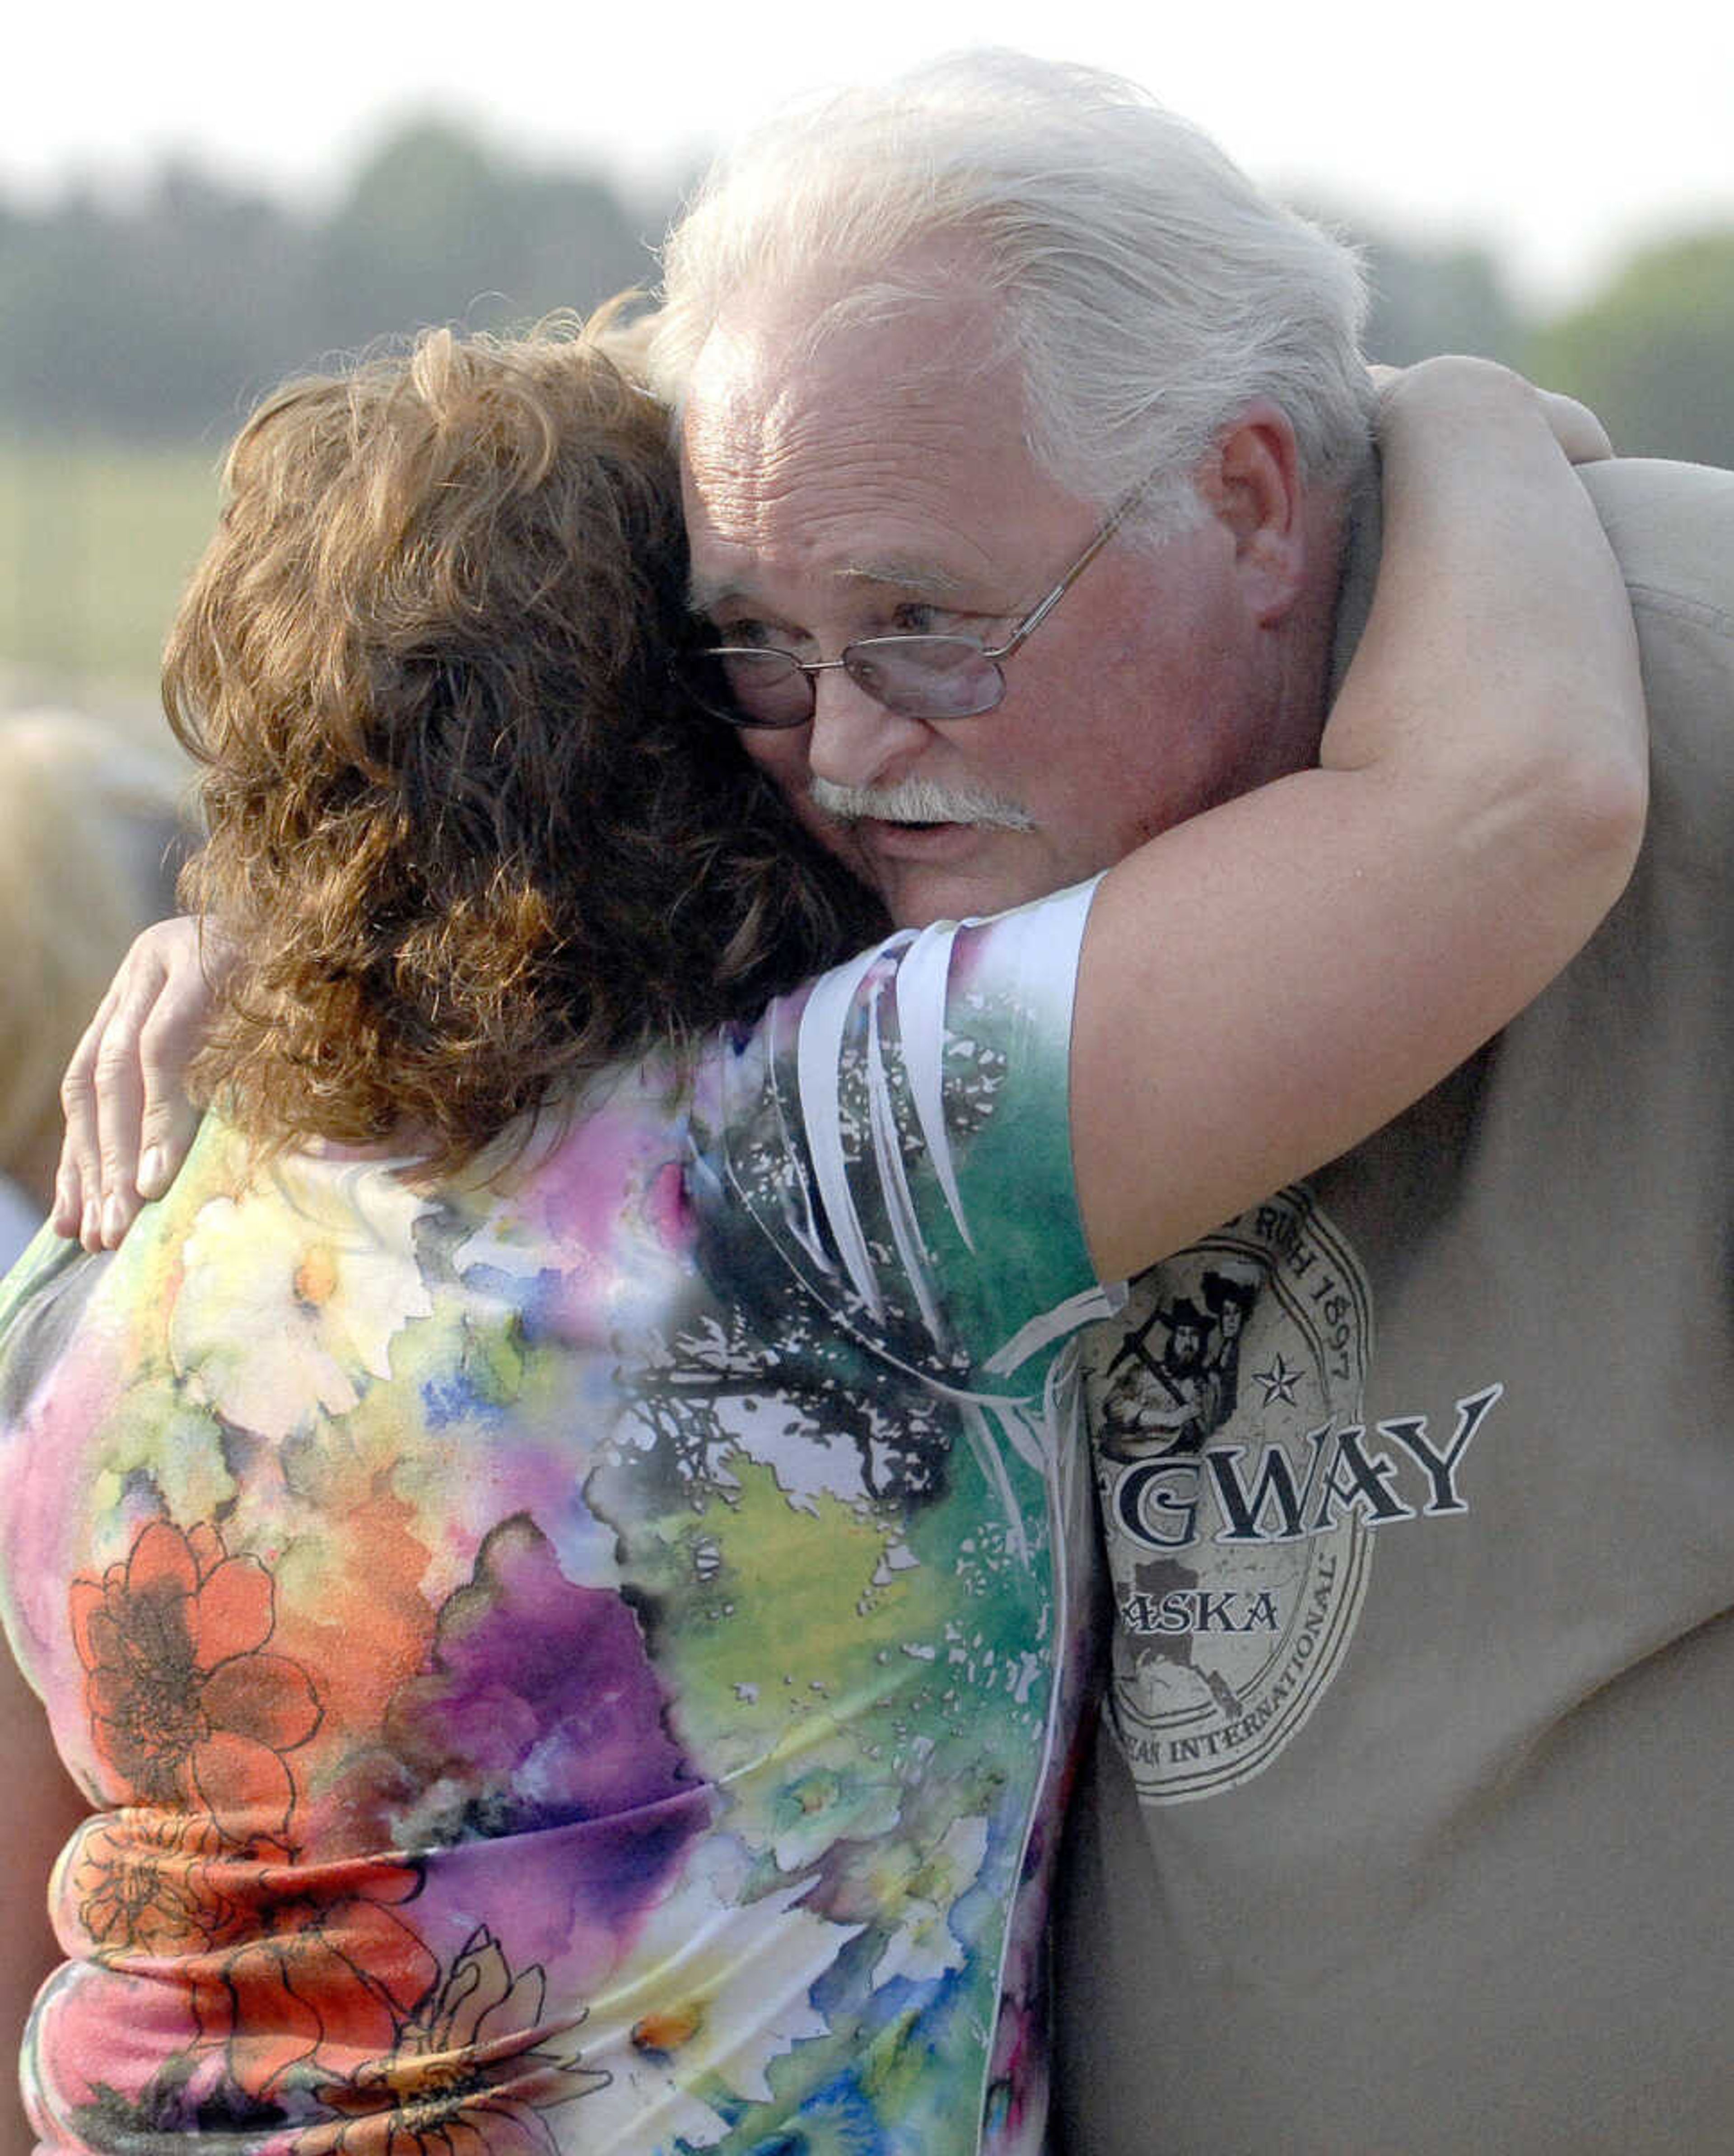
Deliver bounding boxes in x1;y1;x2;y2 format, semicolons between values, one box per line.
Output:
0;438;224;699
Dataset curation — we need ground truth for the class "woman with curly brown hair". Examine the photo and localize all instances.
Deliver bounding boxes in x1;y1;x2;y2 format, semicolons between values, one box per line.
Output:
0;317;1644;2156
149;321;886;1178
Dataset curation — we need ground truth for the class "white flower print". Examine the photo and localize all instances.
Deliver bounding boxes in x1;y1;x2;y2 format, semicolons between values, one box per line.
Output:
168;1161;434;1440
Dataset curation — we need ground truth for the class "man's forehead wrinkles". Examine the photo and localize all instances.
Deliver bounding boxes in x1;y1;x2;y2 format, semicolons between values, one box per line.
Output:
679;313;1063;629
686;442;1012;593
738;358;985;476
838;558;970;601
685;555;972;618
686;419;978;533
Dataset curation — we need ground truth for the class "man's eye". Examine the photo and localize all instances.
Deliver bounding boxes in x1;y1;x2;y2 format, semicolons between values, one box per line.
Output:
888;601;990;642
712;619;784;651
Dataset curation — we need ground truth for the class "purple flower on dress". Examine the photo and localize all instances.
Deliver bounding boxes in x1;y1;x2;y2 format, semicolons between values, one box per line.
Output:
381;1516;705;1923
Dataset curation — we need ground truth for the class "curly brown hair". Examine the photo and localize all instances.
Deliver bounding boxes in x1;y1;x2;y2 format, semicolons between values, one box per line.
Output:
167;316;885;1174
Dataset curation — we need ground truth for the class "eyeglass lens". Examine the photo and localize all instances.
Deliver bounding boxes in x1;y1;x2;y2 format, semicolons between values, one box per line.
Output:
691;637;1006;728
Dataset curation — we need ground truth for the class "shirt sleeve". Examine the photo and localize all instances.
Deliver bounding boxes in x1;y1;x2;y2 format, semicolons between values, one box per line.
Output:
690;877;1121;1385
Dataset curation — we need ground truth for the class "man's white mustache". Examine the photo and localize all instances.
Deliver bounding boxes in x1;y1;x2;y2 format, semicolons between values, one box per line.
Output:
808;776;1035;831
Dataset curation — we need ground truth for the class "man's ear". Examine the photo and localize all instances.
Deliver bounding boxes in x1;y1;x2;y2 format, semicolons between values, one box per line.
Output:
1197;400;1308;627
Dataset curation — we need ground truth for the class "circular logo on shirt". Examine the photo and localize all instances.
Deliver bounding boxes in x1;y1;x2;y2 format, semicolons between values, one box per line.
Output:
1085;1186;1375;1803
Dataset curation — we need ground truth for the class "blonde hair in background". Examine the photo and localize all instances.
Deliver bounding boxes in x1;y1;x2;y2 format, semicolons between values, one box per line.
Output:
0;712;188;1199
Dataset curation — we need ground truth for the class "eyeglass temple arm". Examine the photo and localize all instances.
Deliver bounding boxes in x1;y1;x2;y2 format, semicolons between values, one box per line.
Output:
995;480;1153;658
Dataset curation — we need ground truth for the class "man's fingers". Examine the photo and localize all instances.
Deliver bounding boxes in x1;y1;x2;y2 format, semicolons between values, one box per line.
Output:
91;964;162;1249
135;1102;201;1206
51;917;215;1253
54;981;122;1246
135;994;210;1201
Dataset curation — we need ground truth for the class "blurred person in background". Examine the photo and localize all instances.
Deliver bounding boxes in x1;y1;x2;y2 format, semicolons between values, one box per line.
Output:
0;714;186;1267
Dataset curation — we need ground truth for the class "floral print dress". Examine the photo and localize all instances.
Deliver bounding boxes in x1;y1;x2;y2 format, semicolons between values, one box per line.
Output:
0;881;1117;2156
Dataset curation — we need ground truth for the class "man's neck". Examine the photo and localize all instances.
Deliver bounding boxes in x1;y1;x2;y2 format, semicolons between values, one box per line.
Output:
1322;455;1384;709
1263;475;1360;777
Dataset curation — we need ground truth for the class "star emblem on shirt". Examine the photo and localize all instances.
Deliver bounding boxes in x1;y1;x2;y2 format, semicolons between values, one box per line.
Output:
1253;1353;1302;1407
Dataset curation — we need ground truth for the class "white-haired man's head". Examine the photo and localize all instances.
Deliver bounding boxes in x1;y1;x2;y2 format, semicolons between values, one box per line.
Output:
655;47;1375;540
665;53;1367;927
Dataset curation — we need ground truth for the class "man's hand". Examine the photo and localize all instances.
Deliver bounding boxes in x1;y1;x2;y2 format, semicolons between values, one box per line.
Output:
52;918;227;1253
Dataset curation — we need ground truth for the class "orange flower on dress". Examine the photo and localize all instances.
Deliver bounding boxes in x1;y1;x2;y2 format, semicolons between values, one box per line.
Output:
301;1928;607;2156
70;1518;322;1842
66;1808;236;1956
186;1852;439;2102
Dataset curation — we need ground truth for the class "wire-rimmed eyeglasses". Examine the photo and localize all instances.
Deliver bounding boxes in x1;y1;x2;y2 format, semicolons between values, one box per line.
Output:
676;481;1152;730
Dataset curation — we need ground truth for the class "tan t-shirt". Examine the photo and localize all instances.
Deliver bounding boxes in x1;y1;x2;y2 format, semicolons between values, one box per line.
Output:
1054;457;1734;2156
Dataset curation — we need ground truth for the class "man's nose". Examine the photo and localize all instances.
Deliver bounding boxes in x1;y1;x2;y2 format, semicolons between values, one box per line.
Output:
804;668;931;791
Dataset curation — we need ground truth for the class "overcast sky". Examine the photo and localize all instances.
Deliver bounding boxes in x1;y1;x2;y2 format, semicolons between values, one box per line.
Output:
17;0;1733;309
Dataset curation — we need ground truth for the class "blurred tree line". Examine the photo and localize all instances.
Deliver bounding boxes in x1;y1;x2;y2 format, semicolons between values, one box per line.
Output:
0;121;679;444
2;117;1730;468
1346;213;1734;469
